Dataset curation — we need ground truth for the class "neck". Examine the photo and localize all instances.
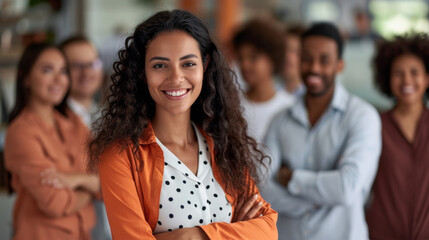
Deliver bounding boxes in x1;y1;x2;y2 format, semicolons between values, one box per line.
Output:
151;109;195;147
246;78;276;102
393;101;424;119
284;75;302;93
27;100;56;126
305;86;335;126
70;94;94;111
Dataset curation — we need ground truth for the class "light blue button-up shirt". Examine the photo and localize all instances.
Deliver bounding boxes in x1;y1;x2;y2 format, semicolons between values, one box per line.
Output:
261;83;381;240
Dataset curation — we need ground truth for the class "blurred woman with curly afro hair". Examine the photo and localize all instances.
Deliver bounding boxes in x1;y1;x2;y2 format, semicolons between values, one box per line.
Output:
367;33;429;239
88;10;277;240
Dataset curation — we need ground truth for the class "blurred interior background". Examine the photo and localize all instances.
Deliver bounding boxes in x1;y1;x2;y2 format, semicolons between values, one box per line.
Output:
0;0;428;239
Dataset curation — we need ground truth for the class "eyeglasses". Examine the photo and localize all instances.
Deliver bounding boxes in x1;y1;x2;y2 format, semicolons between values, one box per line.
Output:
70;59;103;71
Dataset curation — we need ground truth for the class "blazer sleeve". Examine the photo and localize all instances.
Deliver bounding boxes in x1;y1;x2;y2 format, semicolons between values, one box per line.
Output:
98;144;156;240
4;126;78;218
199;175;278;240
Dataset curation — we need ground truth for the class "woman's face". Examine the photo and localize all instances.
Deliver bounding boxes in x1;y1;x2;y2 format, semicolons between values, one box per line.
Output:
390;54;429;106
236;44;274;87
25;48;69;107
145;30;204;116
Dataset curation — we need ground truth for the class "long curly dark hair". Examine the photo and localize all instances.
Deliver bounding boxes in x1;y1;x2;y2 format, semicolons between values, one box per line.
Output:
374;33;429;98
88;10;268;199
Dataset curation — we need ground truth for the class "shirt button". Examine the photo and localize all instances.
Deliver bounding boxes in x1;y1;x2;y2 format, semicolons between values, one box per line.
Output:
307;156;314;164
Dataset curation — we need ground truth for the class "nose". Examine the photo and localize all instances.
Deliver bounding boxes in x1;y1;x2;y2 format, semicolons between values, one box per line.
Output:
169;65;184;83
309;60;321;73
403;71;413;85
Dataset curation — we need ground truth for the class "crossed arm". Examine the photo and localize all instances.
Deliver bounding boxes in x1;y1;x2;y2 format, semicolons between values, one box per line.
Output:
263;107;382;216
98;145;278;240
4;127;100;217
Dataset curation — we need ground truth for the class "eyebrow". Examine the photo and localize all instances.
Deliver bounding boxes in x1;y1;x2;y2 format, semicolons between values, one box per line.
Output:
149;54;198;62
180;54;198;60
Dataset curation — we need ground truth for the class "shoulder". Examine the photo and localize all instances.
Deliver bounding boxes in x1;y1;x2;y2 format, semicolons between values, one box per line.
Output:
275;89;294;102
266;109;291;132
271;90;295;108
6;111;39;140
346;93;380;121
100;141;133;164
343;93;381;131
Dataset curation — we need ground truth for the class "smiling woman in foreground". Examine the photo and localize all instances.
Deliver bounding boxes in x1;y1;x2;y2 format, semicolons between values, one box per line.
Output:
88;10;278;239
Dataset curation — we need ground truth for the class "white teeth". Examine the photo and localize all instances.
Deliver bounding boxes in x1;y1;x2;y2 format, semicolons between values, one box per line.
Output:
165;89;187;97
402;86;415;94
50;86;61;93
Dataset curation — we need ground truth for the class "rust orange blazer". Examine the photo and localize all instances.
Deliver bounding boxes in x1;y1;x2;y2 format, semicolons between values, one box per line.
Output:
4;108;96;240
99;122;278;239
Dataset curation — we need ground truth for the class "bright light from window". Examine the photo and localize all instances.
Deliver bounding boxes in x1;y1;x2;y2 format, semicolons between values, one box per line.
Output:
370;0;429;39
305;1;340;22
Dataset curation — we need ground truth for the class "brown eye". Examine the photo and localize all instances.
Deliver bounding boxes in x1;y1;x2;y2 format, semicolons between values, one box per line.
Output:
183;62;196;67
42;66;53;73
153;63;166;69
411;69;420;76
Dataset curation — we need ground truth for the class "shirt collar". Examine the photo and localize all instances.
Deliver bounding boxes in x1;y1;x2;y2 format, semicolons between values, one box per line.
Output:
290;83;349;126
138;121;215;154
330;83;349;112
67;97;88;115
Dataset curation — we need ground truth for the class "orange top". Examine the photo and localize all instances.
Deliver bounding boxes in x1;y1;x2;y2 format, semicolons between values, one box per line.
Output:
99;122;278;239
4;108;96;240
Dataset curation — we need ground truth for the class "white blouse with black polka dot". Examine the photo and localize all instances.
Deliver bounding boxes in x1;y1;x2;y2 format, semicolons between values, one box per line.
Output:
153;123;232;233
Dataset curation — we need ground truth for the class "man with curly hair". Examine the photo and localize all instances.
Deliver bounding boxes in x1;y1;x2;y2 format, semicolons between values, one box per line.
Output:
262;22;382;240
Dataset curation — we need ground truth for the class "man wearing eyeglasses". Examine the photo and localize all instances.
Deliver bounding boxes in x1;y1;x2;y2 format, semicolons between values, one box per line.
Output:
60;36;111;240
60;36;104;128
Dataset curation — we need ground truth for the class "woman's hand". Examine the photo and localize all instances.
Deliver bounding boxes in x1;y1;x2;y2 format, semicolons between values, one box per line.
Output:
154;227;209;240
40;168;100;194
232;194;264;222
40;168;80;189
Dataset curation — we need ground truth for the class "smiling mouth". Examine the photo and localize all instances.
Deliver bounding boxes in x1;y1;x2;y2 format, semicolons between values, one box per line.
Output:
49;86;64;94
402;85;415;94
162;89;191;98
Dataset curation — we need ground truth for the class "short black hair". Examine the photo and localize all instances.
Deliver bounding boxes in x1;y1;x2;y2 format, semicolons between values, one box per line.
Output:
232;19;285;74
374;33;429;98
59;35;91;50
302;22;344;59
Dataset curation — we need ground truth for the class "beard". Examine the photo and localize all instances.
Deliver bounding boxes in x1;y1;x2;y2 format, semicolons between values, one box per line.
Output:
302;71;336;97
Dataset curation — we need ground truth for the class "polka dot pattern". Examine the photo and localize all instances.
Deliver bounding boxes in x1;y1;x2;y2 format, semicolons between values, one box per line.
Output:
153;123;232;234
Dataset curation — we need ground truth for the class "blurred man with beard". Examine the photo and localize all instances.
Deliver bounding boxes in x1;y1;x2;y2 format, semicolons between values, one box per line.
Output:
261;23;381;240
60;36;111;240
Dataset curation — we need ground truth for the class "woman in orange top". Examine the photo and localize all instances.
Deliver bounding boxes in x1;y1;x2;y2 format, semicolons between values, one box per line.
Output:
89;10;278;239
4;43;100;240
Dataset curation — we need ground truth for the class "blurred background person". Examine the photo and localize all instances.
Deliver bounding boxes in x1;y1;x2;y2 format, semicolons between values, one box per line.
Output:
232;18;294;144
60;36;110;240
282;24;306;97
4;42;99;240
348;8;381;43
60;36;104;129
366;33;429;240
262;23;381;240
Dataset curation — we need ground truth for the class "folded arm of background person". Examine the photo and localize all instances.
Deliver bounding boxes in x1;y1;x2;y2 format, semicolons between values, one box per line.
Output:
287;107;382;206
99;143;278;240
4;126;93;218
262;115;318;218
